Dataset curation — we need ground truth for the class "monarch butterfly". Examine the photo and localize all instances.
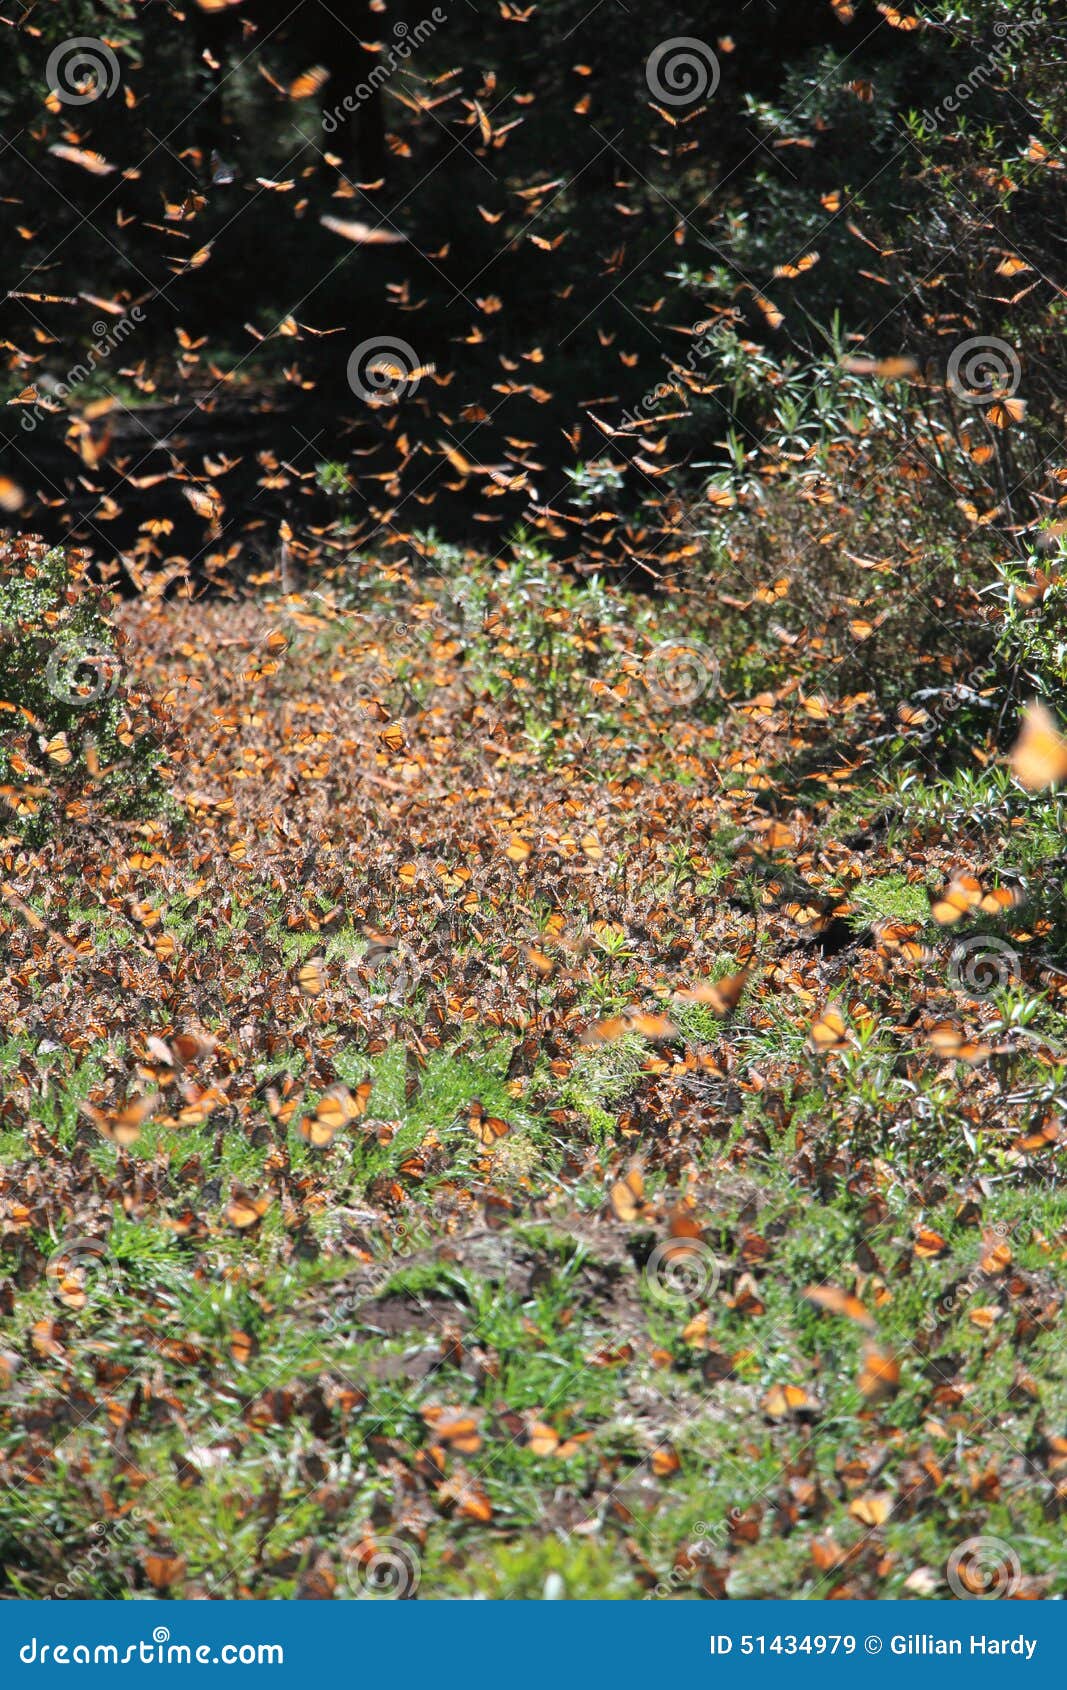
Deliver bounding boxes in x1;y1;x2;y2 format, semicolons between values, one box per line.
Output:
300;1081;371;1147
83;1093;156;1146
773;252;820;278
1015;1120;1059;1152
225;1189;271;1229
995;254;1031;277
874;921;930;963
296;956;327;996
986;395;1027;429
171;1031;217;1066
582;1011;676;1045
1010;702;1067;789
926;1023;991;1065
877;4;921;27
803;1285;876;1329
843;354;918;379
467;1099;511;1147
807;1007;849;1053
753;294;784;330
913;1224;948;1258
933;874;1019;926
929;874;983;925
320;214;408;246
378;722;406;755
527;1420;589;1458
142;1554;187;1591
858;1347;900;1402
610;1165;645;1222
422;1405;482;1452
674;967;749;1016
48;143;115;175
762;1383;815;1418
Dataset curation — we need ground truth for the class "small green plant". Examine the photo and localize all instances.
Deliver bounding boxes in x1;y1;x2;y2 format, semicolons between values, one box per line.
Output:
0;537;164;838
315;459;352;502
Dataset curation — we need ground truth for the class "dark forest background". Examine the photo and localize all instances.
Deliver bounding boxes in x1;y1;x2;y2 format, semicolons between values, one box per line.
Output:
1;0;1065;583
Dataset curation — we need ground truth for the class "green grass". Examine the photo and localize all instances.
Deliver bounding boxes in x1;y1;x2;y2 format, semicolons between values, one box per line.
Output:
849;872;930;928
6;542;1067;1597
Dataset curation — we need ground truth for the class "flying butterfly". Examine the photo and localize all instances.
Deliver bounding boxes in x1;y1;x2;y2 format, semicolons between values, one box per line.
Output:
674;967;749;1016
773;252;820;279
289;66;329;100
929;873;983;925
753;294;784;330
762;1383;815;1418
803;1285;876;1330
843;354;918;380
299;1080;372;1147
295;955;327;997
320;215;408;246
874;920;931;963
225;1189;271;1230
986;394;1027;429
467;1099;511;1147
926;1023;992;1065
49;144;115;175
1010;702;1067;789
582;1011;676;1045
857;1347;901;1402
82;1093;157;1147
609;1165;646;1223
807;1007;850;1053
877;3;921;26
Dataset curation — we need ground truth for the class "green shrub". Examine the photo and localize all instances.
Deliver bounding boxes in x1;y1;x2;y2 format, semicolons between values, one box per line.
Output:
0;537;165;839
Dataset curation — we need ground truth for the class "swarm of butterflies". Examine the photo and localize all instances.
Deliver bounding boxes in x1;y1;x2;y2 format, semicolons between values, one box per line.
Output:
3;0;1062;592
